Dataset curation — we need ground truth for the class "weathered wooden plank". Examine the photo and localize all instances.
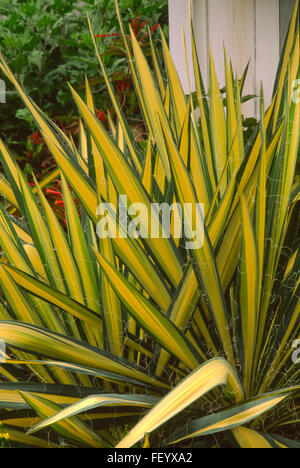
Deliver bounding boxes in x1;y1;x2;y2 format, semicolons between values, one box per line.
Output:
168;0;284;116
192;0;209;89
256;0;280;112
168;0;195;93
206;0;256;115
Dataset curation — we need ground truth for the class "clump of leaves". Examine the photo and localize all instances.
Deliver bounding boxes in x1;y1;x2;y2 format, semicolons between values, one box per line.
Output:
0;0;299;450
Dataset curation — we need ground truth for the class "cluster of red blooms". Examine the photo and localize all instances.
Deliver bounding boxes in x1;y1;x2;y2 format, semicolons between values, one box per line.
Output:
95;15;159;105
26;121;81;226
45;180;80;226
95;32;122;39
30;132;43;145
130;14;160;42
28;179;80;227
116;79;130;93
96;110;106;122
95;14;160;43
29;119;68;148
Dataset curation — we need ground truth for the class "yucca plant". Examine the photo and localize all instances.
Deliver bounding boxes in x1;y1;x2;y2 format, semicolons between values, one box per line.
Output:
0;0;299;448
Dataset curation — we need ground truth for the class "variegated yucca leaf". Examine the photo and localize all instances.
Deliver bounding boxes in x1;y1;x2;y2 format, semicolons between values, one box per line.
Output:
0;0;298;448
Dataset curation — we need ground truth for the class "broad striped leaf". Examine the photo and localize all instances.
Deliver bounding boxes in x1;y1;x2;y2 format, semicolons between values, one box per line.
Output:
232;426;274;449
2;264;102;328
0;424;51;448
93;248;201;370
20;392;110;448
160;117;235;366
117;358;243;448
0;321;169;389
168;393;287;445
27;394;159;434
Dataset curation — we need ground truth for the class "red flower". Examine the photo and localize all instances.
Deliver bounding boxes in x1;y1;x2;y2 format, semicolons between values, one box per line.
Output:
30;132;43;145
46;189;63;197
136;20;148;38
96;110;106;122
95;32;121;38
116;80;130;94
132;13;141;36
140;23;160;42
95;14;159;43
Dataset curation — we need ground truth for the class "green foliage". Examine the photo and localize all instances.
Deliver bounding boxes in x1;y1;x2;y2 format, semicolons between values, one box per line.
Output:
0;0;168;154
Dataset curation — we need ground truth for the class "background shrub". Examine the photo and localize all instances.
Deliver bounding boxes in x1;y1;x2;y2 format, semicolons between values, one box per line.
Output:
0;0;168;165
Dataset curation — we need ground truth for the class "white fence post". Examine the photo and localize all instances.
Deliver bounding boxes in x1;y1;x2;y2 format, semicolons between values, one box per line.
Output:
169;0;281;117
168;0;195;94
